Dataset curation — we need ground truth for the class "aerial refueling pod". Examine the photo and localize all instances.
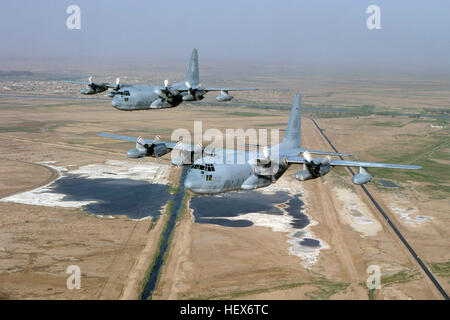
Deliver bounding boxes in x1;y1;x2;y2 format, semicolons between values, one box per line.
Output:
216;90;233;102
352;167;373;185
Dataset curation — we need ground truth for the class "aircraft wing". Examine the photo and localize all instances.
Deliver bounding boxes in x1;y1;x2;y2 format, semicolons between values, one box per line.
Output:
97;132;250;160
61;80;91;85
61;80;118;88
166;83;259;92
304;149;352;157
97;132;192;151
286;156;422;169
202;87;259;92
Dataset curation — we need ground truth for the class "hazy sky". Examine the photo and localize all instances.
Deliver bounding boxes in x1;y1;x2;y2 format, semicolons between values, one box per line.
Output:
1;0;449;70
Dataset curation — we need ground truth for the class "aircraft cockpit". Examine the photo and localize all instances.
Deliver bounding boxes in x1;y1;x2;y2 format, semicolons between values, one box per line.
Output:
117;90;130;96
191;163;215;172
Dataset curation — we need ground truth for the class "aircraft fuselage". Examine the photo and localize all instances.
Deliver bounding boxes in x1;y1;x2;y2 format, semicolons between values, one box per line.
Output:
184;156;290;194
111;85;183;111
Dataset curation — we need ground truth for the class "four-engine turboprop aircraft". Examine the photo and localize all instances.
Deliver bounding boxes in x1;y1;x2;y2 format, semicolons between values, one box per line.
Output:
97;93;421;194
63;49;258;111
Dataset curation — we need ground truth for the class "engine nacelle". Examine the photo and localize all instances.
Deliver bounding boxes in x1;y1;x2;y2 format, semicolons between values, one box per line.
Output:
295;170;313;181
127;148;146;159
182;94;195;101
107;91;117;98
152;143;170;157
81;84;107;95
80;87;95;95
216;90;233;102
241;174;272;190
352;167;373;185
248;158;275;177
151;98;171;108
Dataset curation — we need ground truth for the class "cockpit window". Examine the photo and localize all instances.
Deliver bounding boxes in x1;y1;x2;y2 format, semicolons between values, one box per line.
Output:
124;91;130;96
191;164;212;171
117;91;124;95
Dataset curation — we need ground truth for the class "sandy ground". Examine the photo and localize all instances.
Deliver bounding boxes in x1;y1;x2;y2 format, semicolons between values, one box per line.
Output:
0;129;172;299
0;80;447;299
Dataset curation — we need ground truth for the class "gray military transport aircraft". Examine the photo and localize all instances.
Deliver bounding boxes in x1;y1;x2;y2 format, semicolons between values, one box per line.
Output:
97;93;421;194
63;49;258;110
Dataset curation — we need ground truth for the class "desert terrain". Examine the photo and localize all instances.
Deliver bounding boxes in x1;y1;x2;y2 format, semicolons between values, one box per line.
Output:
0;61;448;299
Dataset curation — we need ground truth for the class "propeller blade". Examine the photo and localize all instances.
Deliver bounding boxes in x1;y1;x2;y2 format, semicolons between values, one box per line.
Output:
88;76;93;83
164;79;169;88
303;151;312;163
137;136;145;146
263;146;270;159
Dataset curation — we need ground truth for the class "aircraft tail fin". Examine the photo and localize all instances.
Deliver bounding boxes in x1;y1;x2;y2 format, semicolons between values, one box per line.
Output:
185;48;200;87
282;93;302;148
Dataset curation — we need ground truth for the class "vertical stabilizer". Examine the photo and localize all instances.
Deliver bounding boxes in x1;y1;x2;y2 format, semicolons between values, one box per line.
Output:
185;48;200;87
282;93;302;148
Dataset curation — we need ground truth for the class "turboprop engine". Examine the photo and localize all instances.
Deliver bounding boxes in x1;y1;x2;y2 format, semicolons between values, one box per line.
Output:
295;152;331;181
153;80;183;107
126;136;170;159
182;81;205;101
106;77;121;97
170;139;209;167
80;76;108;95
352;167;373;185
248;146;284;180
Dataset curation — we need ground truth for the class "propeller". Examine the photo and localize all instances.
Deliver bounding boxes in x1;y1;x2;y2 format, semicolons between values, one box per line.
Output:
193;142;205;161
303;151;312;163
137;136;145;146
263;146;270;160
303;152;331;181
185;81;204;100
154;79;176;101
172;136;187;168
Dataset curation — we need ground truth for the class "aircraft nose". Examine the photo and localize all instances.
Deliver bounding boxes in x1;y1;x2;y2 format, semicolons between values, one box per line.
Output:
111;99;118;107
184;178;193;190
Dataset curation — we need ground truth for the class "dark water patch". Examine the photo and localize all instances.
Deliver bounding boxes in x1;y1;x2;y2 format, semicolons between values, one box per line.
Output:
190;190;292;227
286;196;310;229
51;174;170;219
378;179;399;188
190;190;309;229
196;217;253;228
299;238;321;248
